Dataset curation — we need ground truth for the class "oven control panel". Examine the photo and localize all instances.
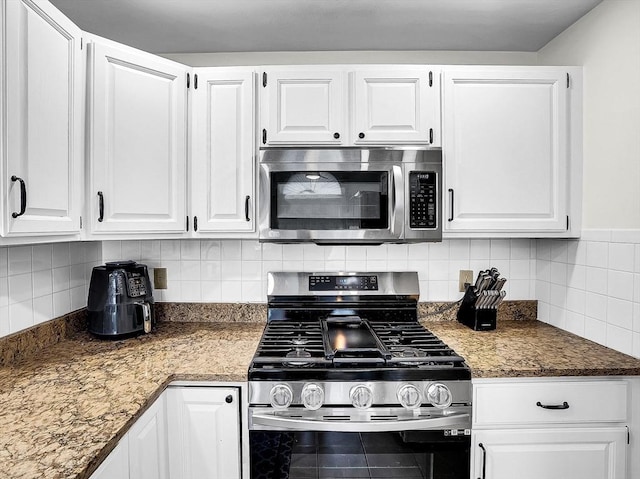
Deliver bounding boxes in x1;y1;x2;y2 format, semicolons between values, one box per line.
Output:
309;275;379;291
409;171;437;229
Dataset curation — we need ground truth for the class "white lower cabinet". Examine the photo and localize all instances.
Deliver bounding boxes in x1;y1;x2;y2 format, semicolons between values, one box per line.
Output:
90;394;169;479
472;428;627;479
472;378;630;479
90;435;130;479
91;386;241;479
166;386;241;479
128;393;170;479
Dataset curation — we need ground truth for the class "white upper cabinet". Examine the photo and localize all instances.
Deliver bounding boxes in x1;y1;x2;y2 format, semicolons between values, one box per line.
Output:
442;67;582;236
352;68;440;145
3;0;83;236
261;69;346;145
191;68;256;234
260;66;440;146
87;37;189;234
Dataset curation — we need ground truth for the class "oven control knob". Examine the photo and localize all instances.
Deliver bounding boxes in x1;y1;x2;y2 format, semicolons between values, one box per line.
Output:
397;384;422;409
301;383;324;410
350;385;373;409
270;383;294;409
426;383;452;409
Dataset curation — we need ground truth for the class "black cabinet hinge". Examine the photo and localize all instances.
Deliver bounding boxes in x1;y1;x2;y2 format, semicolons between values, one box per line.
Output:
428;71;433;87
187;73;190;89
262;128;267;144
566;73;570;88
262;72;267;87
194;73;198;89
186;216;190;231
194;216;198;232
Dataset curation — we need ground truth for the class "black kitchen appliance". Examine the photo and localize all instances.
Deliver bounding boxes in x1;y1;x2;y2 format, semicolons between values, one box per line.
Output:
248;271;471;479
87;260;155;338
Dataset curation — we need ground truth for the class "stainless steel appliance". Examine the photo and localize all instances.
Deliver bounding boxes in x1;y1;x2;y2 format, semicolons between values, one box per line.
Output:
258;148;442;244
87;260;155;338
248;272;471;479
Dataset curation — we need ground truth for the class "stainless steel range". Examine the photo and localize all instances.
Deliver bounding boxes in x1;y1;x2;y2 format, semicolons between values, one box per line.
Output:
249;272;471;479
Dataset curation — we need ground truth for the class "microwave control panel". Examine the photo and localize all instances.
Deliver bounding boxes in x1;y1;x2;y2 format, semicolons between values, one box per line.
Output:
409;171;437;229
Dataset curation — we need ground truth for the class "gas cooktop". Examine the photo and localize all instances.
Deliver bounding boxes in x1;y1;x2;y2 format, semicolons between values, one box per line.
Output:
248;272;470;382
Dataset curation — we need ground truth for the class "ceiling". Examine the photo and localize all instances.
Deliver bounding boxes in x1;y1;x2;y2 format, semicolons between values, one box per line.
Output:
49;0;603;54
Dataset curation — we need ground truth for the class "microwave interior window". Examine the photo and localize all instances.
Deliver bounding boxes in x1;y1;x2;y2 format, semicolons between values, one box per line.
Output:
271;171;389;230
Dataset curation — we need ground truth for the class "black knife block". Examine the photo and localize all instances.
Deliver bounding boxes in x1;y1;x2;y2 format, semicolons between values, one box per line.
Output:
457;286;497;331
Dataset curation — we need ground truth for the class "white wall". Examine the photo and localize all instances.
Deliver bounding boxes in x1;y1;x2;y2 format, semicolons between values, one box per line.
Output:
161;50;537;67
537;0;640;229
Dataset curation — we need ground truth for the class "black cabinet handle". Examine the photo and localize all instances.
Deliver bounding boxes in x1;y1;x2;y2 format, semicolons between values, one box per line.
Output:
536;401;569;410
194;216;198;232
262;129;267;144
97;191;104;222
448;188;454;222
478;443;486;479
245;195;251;222
429;128;434;144
10;175;27;218
333;132;340;139
225;395;233;404
358;132;365;139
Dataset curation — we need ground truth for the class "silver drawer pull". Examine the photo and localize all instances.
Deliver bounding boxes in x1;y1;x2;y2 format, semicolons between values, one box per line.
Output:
536;401;569;410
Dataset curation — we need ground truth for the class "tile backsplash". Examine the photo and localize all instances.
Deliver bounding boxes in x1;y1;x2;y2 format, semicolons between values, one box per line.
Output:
101;239;537;303
2;232;638;361
536;230;640;358
0;242;101;338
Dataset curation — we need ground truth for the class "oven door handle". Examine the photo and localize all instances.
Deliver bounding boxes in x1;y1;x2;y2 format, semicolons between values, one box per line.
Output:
390;165;404;238
251;412;470;432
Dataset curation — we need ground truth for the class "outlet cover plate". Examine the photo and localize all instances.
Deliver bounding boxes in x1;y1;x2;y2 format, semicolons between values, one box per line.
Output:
459;270;473;292
154;268;168;290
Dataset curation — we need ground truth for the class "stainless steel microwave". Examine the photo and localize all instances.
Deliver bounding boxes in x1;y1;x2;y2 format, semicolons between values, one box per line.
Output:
258;148;442;244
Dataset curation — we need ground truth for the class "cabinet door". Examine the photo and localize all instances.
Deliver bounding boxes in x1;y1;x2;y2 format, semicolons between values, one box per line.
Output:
261;70;345;145
473;428;627;479
90;435;130;479
443;68;569;233
88;39;188;234
191;69;255;233
352;69;439;145
128;394;169;479
167;387;241;479
4;0;82;236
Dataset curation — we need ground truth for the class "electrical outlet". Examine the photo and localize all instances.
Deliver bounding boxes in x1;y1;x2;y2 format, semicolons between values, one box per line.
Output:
459;270;473;292
154;268;167;290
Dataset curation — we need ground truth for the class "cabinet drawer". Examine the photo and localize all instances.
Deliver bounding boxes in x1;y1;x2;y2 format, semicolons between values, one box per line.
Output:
474;380;628;426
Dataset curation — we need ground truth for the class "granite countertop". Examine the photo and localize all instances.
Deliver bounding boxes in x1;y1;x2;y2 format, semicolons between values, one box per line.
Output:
1;317;640;479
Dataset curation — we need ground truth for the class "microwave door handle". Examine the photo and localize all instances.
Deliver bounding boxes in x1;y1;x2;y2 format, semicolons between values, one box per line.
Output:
390;165;404;237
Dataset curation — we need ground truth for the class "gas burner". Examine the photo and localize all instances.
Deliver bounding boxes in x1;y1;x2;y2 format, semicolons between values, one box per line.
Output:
291;337;309;346
283;348;313;367
393;347;428;365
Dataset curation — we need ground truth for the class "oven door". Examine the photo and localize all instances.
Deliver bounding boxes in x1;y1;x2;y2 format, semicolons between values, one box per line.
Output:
250;427;469;479
258;160;403;244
